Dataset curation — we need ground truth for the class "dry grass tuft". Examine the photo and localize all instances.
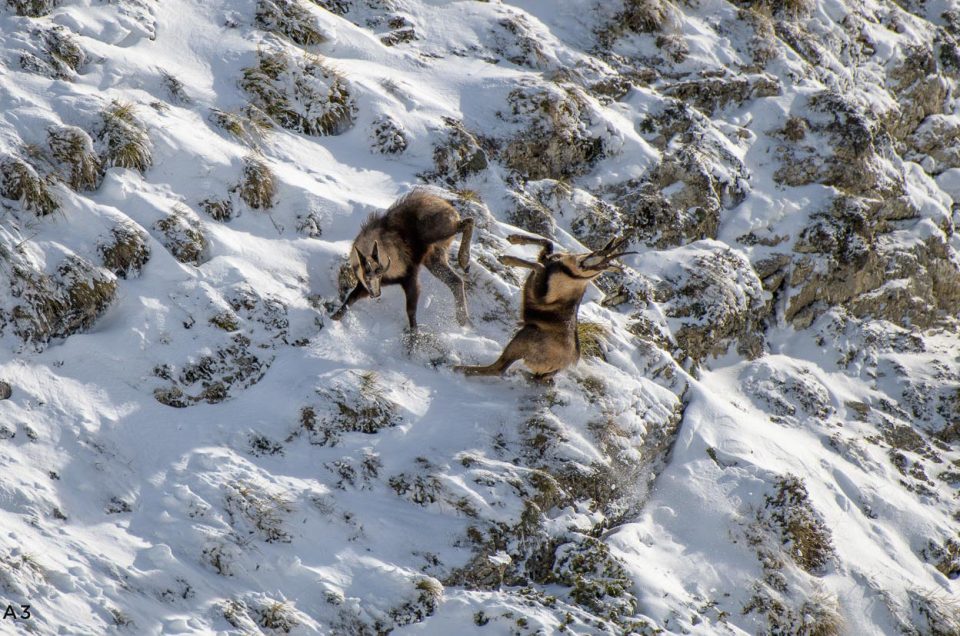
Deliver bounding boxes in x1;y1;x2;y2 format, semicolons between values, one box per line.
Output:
47;125;101;191
577;321;609;360
240;48;355;136
256;0;326;46
0;156;59;216
238;155;277;210
223;481;294;543
99;223;150;278
98;101;152;173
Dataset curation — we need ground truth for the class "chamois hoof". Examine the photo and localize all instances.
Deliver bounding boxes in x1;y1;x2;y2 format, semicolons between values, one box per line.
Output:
330;308;346;321
506;234;529;245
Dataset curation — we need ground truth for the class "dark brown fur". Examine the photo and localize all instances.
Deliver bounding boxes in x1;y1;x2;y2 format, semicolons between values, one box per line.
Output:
454;234;629;380
331;191;473;330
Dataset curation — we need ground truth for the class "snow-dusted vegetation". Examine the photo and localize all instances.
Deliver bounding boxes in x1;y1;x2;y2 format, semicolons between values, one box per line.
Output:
0;0;958;633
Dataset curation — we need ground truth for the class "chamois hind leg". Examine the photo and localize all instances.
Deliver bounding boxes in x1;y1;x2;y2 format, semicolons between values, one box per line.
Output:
426;256;469;326
453;331;528;376
500;255;545;273
456;218;474;272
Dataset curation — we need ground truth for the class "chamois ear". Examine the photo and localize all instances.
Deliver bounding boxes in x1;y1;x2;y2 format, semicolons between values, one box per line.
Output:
354;245;367;267
372;241;388;268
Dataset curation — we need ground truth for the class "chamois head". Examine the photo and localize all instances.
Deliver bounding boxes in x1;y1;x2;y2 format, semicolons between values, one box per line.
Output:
353;241;391;298
556;236;634;279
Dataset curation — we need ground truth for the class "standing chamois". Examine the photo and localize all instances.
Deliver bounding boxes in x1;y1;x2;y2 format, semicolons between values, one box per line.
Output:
331;191;474;330
454;234;631;381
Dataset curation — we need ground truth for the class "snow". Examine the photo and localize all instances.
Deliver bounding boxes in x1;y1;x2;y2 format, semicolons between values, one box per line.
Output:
0;0;957;634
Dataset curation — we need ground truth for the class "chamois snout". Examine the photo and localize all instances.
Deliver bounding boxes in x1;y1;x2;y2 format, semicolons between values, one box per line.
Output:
578;236;635;273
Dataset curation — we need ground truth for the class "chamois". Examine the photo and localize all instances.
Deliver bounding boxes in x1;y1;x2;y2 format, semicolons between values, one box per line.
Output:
454;234;631;381
331;191;474;330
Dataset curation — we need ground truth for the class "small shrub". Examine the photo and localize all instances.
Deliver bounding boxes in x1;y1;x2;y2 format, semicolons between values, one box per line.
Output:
159;68;190;104
911;588;960;636
20;26;84;79
209;311;240;332
310;0;348;15
257;600;299;632
153;207;208;265
238;155;277;209
256;0;326;46
223;481;293;543
98;101;152;173
47;125;101;191
763;475;834;574
301;371;401;445
199;196;234;221
7;0;58;17
209;108;245;137
98;223;150;278
732;0;812;19
202;542;237;577
0;156;59;216
370;115;408;154
621;0;670;34
209;106;273;144
240;48;355;136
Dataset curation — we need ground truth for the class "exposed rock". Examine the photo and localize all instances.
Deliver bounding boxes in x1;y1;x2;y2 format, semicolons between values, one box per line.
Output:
775;91;902;197
663;73;781;115
906;114;960;173
0;381;11;400
652;243;767;364
498;83;604;181
885;44;948;141
421;117;488;185
785;196;960;329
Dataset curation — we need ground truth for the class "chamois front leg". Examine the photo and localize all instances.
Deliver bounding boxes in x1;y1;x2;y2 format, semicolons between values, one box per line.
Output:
402;274;421;331
331;283;369;321
499;254;545;273
457;218;474;272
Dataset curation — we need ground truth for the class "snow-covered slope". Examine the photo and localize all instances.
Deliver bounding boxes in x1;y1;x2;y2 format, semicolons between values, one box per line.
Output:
0;0;958;633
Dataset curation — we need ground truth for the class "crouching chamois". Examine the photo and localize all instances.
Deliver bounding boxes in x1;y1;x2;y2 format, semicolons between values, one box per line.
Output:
331;191;474;330
454;234;632;381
